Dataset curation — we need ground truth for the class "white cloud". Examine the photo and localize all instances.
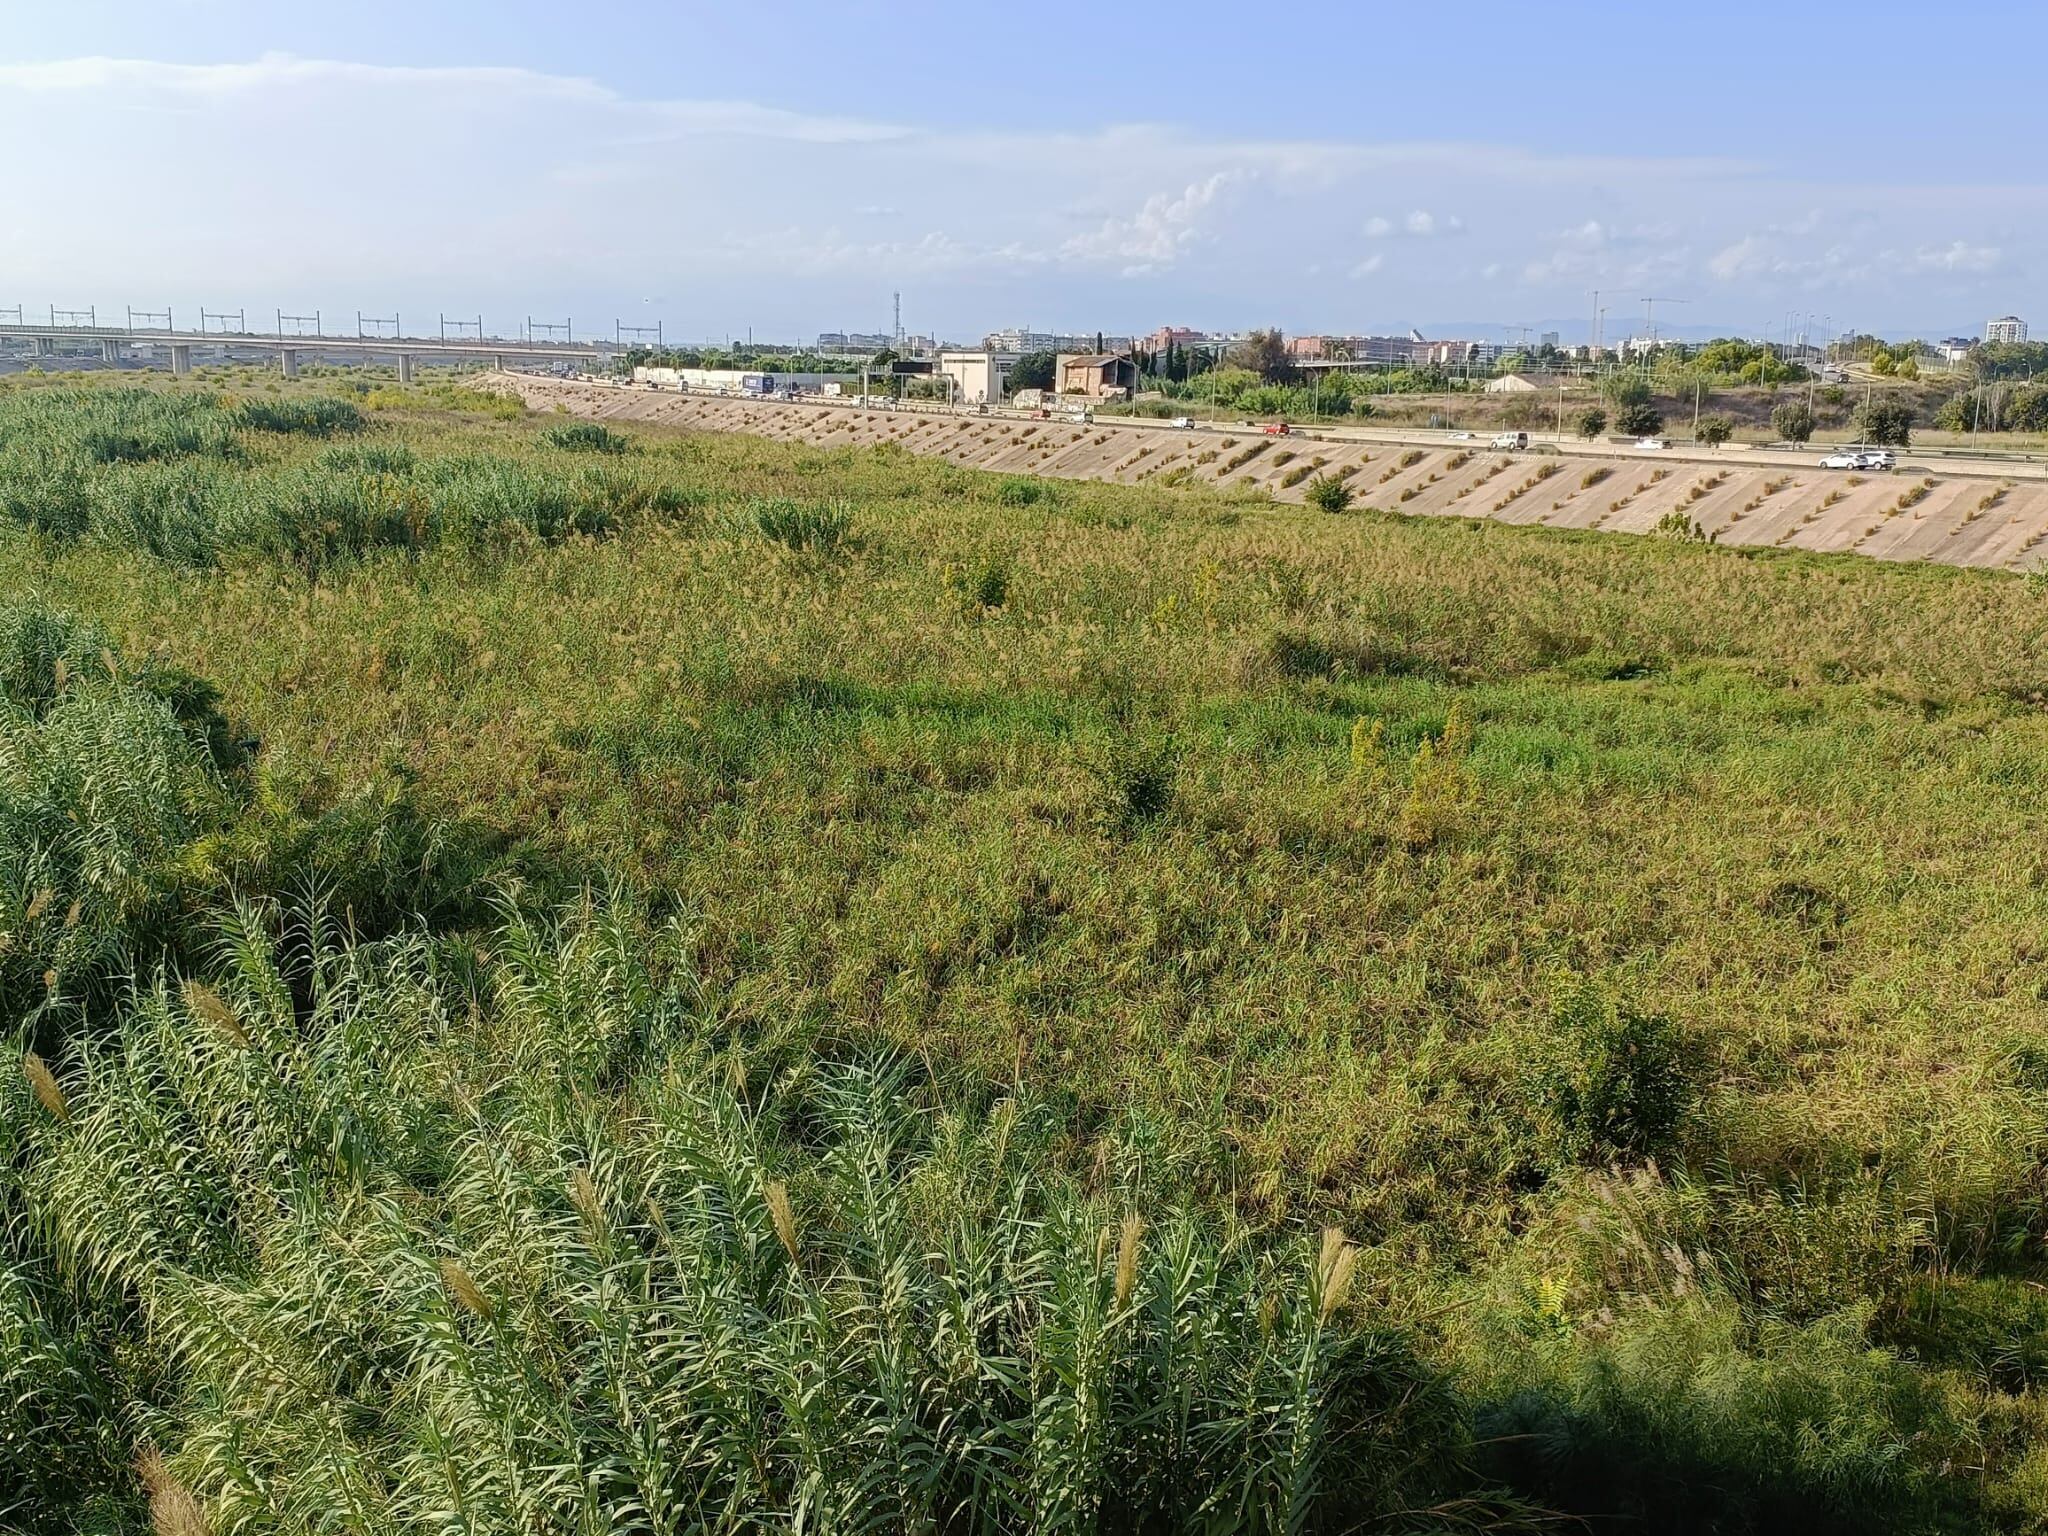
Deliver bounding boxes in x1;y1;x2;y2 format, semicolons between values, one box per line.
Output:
1911;240;2001;274
1364;209;1463;239
1059;171;1238;275
0;53;903;143
0;53;2030;334
1707;235;1767;280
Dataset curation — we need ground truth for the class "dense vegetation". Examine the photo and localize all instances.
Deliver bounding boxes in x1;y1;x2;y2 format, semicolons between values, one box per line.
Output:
7;376;2048;1532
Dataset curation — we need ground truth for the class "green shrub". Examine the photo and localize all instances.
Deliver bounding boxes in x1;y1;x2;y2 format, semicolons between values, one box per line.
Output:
89;460;230;567
1616;402;1665;437
1305;473;1354;513
0;604;237;1030
995;475;1047;507
749;496;852;553
949;552;1012;611
0;449;92;537
1476;1301;1982;1534
236;396;364;436
1772;401;1816;443
542;421;633;454
1085;728;1177;830
1528;981;1693;1165
1855;398;1913;446
2;902;1475;1534
314;442;416;476
1653;510;1709;542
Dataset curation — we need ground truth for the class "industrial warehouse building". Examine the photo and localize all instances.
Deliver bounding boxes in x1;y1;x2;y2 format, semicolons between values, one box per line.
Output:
632;366;858;394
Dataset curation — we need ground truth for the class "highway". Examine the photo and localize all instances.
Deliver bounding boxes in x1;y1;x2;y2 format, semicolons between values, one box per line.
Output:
536;371;2048;484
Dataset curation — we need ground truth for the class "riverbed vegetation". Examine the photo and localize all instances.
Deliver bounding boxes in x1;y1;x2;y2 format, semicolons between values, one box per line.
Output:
6;376;2048;1532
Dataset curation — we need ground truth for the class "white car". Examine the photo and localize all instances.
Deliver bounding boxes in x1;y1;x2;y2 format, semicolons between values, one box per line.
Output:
1636;437;1668;451
1169;416;1195;430
1445;430;1474;441
1860;449;1896;470
1819;451;1861;470
1491;431;1529;450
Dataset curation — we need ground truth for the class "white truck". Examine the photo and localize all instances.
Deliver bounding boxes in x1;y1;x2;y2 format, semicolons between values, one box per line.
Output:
1490;431;1528;450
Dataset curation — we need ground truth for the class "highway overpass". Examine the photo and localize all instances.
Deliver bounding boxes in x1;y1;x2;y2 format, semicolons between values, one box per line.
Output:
0;322;610;381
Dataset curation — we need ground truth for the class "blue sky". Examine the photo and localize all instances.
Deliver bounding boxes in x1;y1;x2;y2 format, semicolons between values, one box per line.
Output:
3;1;2041;344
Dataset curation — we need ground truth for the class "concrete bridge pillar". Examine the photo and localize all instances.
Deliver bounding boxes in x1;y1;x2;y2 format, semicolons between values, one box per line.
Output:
279;349;299;378
396;353;415;384
494;353;508;371
170;344;192;377
99;339;122;363
32;336;54;356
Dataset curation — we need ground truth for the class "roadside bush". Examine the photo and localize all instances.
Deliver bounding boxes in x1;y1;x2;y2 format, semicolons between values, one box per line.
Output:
1602;375;1652;409
1696;414;1734;448
1576;407;1608;440
1616;402;1665;437
1856;398;1913;446
1772;401;1816;443
1304;473;1354;513
1653;510;1709;542
2007;384;2048;434
1934;394;1982;434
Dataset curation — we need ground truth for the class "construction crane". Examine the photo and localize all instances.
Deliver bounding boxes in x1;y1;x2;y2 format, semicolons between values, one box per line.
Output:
1641;296;1688;345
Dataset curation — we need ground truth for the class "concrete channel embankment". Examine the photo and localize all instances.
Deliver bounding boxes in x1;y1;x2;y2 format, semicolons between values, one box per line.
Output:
484;374;2048;573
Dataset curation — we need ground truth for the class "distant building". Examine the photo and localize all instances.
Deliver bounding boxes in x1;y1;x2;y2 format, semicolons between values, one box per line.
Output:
986;327;1133;355
815;331;894;352
1540;331;1560;350
1055;353;1138;400
1283;333;1456;366
1145;325;1210;352
935;350;1018;404
1986;315;2028;344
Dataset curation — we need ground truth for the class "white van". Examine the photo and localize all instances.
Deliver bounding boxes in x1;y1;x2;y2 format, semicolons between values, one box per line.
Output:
1491;431;1528;450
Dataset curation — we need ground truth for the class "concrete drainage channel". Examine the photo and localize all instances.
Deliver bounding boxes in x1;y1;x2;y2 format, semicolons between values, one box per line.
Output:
483;374;2048;574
